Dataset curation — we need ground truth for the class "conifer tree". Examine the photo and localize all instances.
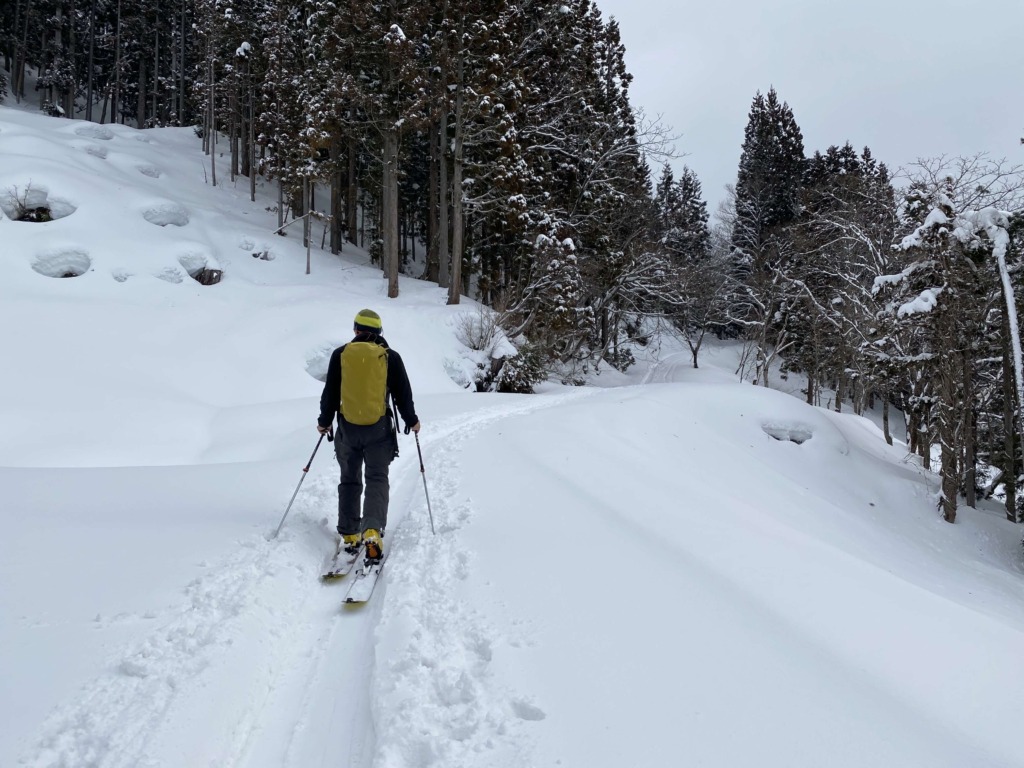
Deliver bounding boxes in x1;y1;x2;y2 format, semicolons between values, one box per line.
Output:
729;87;806;384
733;87;805;259
658;165;710;263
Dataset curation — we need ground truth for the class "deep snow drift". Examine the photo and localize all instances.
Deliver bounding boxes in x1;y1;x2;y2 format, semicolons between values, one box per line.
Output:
2;106;1023;768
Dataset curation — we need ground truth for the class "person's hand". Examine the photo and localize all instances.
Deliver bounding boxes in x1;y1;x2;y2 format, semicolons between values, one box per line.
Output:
317;424;330;435
405;421;421;434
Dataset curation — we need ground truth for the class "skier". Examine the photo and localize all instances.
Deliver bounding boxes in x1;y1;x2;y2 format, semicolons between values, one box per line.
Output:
317;309;420;565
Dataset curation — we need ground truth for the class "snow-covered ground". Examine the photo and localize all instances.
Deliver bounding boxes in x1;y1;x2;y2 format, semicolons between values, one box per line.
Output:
3;106;1024;768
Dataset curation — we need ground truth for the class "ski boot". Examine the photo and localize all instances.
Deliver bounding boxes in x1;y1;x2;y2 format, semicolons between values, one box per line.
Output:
363;528;384;564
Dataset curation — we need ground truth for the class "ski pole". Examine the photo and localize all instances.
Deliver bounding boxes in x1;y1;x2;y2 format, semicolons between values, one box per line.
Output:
271;428;332;539
414;432;436;535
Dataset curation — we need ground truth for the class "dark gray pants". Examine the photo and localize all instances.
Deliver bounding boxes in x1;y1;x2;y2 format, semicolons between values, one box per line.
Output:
335;415;396;536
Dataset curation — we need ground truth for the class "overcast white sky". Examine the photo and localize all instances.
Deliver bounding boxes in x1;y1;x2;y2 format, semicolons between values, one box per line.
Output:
595;0;1024;216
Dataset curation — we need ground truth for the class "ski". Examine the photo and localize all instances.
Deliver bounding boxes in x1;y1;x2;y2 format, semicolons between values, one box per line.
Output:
344;554;387;604
322;544;361;580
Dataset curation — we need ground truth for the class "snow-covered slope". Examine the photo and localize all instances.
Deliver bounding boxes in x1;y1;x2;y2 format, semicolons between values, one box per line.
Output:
3;107;1023;768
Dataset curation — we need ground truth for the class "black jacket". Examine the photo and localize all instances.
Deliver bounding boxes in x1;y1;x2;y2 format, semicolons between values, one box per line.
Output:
318;333;418;431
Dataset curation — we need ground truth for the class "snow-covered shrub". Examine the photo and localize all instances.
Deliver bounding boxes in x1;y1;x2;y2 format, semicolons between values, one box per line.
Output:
494;341;546;393
603;346;636;373
452;307;546;393
2;184;60;222
454;306;508;354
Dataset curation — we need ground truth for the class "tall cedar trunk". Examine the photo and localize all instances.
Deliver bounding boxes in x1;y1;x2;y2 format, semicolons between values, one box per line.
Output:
3;5;12;76
17;0;30;101
208;52;216;185
401;212;407;266
86;0;96;121
963;351;977;508
448;55;465;305
302;178;310;248
277;179;284;229
248;82;256;201
66;2;76;117
49;9;59;109
908;408;919;456
137;52;146;127
882;396;893;446
346;136;358;245
478;238;492;305
463;213;471;297
358;188;365;247
937;309;958;523
449;148;463;304
112;0;121;123
437;113;450;288
240;62;251;177
329;136;342;254
230;84;239;180
382;129;400;297
10;0;20;100
151;18;158;124
179;1;187;123
170;10;178;119
426;118;439;281
1002;312;1019;521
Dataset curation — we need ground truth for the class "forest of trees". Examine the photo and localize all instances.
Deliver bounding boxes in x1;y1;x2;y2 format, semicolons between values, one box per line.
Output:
2;2;1023;525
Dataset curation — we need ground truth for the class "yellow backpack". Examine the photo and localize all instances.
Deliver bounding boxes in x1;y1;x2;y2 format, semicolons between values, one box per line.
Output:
340;342;389;425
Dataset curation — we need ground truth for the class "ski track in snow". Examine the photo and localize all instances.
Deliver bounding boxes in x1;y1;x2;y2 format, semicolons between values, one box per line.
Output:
17;390;593;768
18;514;330;768
371;389;595;768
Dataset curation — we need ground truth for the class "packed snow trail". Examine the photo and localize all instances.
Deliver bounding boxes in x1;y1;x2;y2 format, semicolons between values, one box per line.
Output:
15;390;593;768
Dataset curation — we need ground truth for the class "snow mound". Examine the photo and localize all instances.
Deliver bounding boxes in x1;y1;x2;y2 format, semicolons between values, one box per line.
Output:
177;250;218;275
74;124;114;141
32;249;91;278
137;165;161;179
142;201;190;227
238;237;276;261
76;142;108;159
305;343;337;382
176;251;223;284
154;266;185;283
111;269;131;283
762;421;814;444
